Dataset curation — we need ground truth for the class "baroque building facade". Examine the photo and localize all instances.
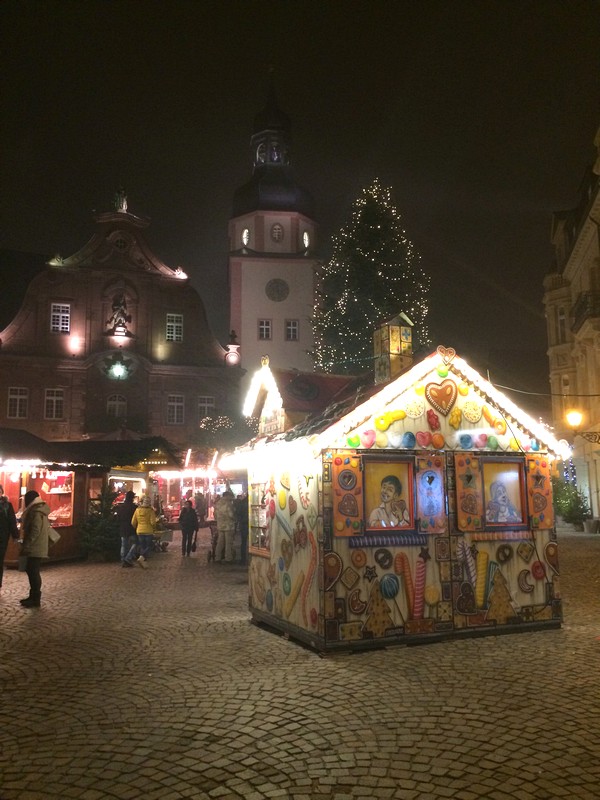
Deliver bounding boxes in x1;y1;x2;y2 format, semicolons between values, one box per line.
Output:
0;197;240;450
543;123;600;516
228;87;318;386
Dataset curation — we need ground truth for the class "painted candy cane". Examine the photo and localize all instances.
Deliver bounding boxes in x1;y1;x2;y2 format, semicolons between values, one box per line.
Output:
301;530;318;628
458;539;477;587
298;477;310;509
475;551;489;608
413;556;427;620
394;552;414;618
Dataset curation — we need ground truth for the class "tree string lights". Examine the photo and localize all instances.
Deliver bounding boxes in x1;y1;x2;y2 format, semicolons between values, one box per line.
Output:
312;179;431;374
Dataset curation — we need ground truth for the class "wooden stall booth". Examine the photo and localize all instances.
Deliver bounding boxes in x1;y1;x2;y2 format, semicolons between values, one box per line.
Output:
230;347;569;653
1;431;180;564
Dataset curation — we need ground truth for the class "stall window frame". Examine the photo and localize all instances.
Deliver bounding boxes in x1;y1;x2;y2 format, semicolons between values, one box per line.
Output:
362;454;417;534
248;481;271;557
481;456;528;532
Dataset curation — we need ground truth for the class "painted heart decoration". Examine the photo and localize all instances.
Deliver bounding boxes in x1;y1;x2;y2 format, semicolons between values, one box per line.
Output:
416;430;432;448
425;379;457;416
360;429;376;448
436;345;456;365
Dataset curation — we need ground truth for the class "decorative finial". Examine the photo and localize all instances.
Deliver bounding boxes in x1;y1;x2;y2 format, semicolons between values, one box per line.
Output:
114;187;128;213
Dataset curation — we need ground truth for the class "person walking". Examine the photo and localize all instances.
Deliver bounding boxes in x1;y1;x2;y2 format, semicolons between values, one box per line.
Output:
235;493;249;565
179;500;199;557
214;490;236;563
0;485;19;591
124;496;157;568
116;490;138;568
195;491;207;527
18;490;51;607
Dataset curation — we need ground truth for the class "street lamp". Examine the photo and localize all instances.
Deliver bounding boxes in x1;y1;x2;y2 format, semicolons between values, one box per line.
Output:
566;409;583;431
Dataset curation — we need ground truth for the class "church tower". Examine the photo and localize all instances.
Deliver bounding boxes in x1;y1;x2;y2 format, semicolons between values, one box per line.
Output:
229;86;317;381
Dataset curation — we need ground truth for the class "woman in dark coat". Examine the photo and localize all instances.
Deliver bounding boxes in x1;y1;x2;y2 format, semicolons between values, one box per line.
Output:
178;500;199;557
0;484;19;590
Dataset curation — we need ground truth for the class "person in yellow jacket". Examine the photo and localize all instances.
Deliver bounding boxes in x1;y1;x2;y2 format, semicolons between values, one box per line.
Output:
123;496;157;568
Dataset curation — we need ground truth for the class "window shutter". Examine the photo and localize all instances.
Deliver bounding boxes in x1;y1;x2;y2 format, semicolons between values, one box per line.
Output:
525;456;554;530
454;454;484;532
415;456;447;534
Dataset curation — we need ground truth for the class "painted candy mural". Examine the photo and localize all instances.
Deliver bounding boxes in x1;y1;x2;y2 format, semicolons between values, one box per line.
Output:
243;347;567;652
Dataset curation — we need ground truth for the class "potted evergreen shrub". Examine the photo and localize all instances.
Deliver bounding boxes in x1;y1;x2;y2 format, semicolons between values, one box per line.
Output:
552;477;592;531
79;486;121;561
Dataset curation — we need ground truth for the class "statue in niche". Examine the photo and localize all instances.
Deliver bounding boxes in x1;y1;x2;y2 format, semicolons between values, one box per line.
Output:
114;187;128;212
106;292;132;336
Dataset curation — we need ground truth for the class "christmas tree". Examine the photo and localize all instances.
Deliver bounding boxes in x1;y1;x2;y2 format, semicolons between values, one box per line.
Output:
313;178;431;374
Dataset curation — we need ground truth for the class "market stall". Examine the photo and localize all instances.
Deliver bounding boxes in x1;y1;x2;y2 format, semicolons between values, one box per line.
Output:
230;346;568;652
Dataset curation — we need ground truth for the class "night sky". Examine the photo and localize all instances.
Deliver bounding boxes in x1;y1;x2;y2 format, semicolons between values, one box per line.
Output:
2;1;600;404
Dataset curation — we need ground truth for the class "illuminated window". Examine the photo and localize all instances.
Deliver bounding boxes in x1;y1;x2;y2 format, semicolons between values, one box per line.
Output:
258;319;272;340
51;303;70;333
167;394;185;425
166;314;183;342
44;389;64;420
107;394;127;417
285;319;299;341
198;395;215;418
8;387;28;419
271;223;284;242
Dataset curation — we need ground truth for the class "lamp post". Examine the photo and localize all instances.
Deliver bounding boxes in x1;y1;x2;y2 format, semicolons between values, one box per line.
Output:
565;408;598;521
565;409;583;432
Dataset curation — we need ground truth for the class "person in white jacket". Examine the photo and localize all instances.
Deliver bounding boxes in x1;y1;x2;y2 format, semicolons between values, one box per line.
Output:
19;490;51;608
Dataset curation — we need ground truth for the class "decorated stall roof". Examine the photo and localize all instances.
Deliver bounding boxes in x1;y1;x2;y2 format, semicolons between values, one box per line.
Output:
238;347;569;461
0;429;180;470
0;428;57;462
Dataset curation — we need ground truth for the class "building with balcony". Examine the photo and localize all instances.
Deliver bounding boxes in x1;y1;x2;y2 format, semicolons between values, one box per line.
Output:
543;122;600;515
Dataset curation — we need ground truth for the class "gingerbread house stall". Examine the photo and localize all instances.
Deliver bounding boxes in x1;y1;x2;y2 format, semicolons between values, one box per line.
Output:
225;346;569;652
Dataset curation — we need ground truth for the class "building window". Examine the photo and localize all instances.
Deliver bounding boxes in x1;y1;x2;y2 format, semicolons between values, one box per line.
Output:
44;389;64;420
557;307;566;344
167;394;185;425
258;319;272;340
166;313;183;342
8;387;28;419
107;394;127;417
51;303;70;333
285;319;299;341
198;395;215;418
271;223;284;242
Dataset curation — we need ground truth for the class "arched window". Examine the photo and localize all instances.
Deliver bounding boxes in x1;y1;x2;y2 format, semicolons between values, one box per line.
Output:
107;394;127;417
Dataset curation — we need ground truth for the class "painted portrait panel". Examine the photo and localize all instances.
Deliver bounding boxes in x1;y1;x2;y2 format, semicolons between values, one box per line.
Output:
364;459;415;532
482;459;526;529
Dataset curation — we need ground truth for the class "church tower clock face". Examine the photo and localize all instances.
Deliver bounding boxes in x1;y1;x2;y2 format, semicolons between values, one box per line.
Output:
265;278;289;302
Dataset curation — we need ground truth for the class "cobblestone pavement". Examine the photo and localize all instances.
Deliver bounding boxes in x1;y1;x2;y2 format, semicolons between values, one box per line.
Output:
1;528;600;800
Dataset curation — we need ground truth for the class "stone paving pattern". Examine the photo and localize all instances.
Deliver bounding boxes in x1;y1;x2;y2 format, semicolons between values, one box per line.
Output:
1;528;600;799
